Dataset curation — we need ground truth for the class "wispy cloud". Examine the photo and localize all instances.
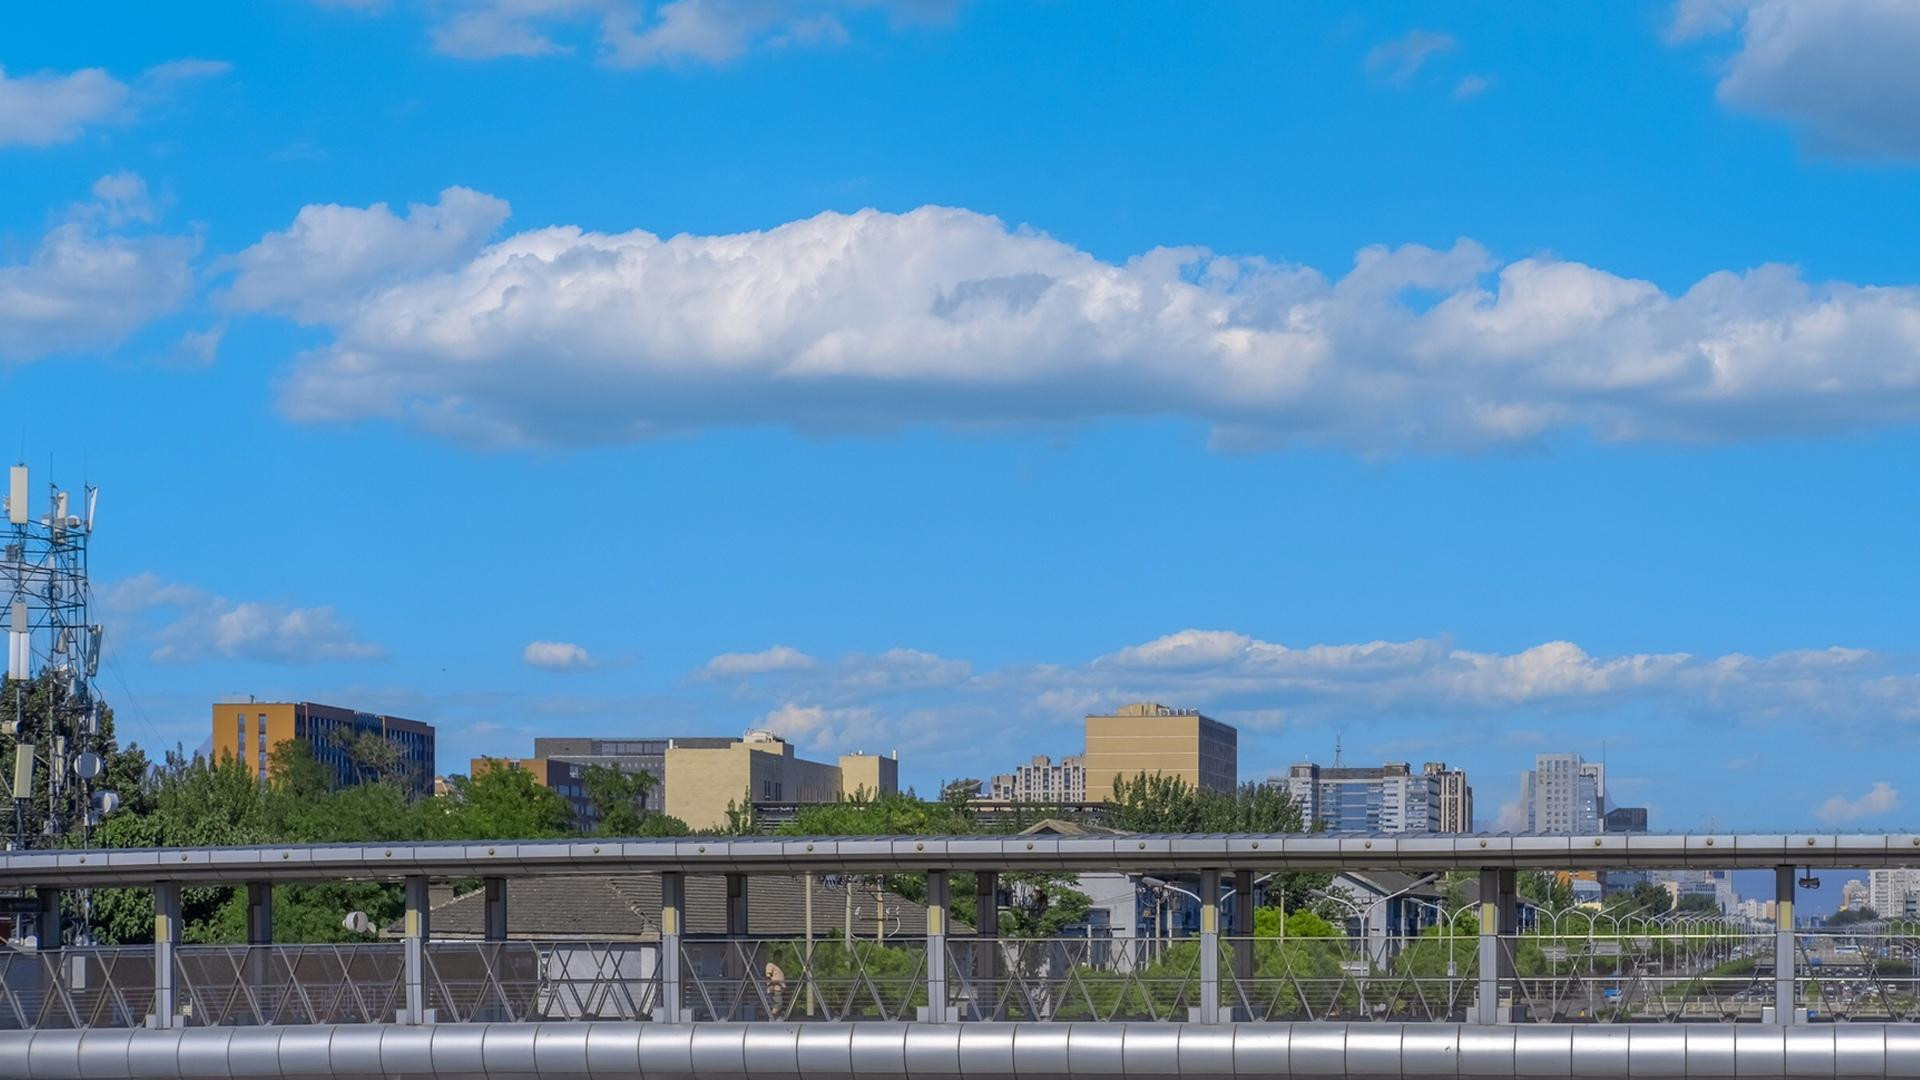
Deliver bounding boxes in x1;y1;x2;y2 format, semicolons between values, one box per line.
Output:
1;175;198;363
320;0;964;68
686;628;1920;763
102;572;384;665
1452;74;1493;100
1365;29;1457;84
1814;781;1900;825
697;644;818;679
0;58;229;149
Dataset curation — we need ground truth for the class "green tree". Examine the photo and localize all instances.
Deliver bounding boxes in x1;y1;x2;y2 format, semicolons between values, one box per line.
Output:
1519;869;1573;912
430;761;575;839
88;750;271;943
1105;774;1305;833
1677;892;1720;915
1;671;148;845
777;791;973;837
1605;880;1675;917
581;764;658;834
1829;906;1880;926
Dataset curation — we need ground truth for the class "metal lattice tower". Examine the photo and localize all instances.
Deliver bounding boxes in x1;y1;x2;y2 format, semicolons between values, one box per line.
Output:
2;463;107;852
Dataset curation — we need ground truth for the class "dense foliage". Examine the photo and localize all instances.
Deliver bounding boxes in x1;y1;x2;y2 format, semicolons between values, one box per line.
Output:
63;739;1325;947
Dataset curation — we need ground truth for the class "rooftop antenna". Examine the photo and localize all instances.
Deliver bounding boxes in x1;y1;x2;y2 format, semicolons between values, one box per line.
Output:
1333;731;1344;768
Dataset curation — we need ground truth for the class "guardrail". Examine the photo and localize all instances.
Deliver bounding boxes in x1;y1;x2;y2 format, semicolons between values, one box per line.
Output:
10;930;1919;1029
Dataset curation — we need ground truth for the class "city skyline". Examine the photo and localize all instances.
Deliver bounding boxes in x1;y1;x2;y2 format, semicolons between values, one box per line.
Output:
7;2;1920;833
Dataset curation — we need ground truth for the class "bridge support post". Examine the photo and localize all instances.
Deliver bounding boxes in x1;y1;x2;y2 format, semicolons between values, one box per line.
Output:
25;888;61;1028
925;870;948;1021
401;876;430;1025
1232;869;1254;1019
974;871;999;1019
30;887;62;949
659;870;683;1022
245;882;273;944
482;878;507;942
149;883;180;1029
1774;865;1796;1025
245;883;272;1022
1198;869;1221;1023
725;872;750;1019
1476;868;1516;1024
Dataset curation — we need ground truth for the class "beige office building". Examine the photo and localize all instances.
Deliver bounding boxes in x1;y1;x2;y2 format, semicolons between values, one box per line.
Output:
1083;703;1237;802
1423;761;1474;833
663;730;898;830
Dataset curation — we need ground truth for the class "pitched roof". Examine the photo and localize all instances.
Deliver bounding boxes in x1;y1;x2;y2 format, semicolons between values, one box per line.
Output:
401;873;966;940
1334;870;1443;899
1018;818;1127;837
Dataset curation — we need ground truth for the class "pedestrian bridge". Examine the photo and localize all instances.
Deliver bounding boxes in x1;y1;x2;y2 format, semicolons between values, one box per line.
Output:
5;832;1920;1079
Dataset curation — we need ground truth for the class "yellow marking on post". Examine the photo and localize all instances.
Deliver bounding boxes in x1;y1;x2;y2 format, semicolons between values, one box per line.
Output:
928;908;945;935
1201;907;1218;934
662;908;679;935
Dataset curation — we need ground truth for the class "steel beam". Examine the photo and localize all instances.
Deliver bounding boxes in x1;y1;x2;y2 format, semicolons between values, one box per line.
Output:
17;832;1920;889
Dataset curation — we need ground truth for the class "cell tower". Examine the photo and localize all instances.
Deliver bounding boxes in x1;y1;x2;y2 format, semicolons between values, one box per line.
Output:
2;463;112;851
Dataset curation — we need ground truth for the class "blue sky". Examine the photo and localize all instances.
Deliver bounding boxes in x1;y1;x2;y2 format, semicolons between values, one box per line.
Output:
7;0;1920;843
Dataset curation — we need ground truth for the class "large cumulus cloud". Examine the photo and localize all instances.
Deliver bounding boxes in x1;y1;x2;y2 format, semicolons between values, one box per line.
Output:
230;188;1920;451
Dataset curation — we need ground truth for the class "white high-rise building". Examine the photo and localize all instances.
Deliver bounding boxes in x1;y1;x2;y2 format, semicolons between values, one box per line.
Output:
1869;868;1920;917
987;754;1087;803
1520;753;1607;834
1282;761;1470;834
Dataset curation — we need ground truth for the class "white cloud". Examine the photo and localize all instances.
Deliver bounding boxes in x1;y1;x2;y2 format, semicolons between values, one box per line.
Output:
329;0;957;66
141;58;235;85
1366;29;1457;84
222;186;510;320
698;644;818;678
1672;0;1920;158
84;171;160;226
0;65;128;147
524;640;594;670
1452;74;1493;101
0;175;199;363
234;191;1920;451
103;572;384;664
1814;781;1900;824
691;628;1920;764
0;59;230;149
